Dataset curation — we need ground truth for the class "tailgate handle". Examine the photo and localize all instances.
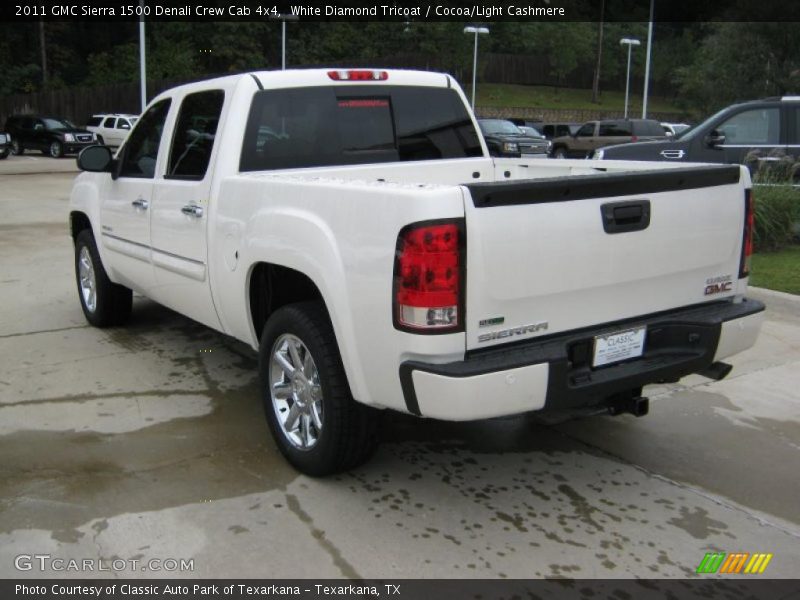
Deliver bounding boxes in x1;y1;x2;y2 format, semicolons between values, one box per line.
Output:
601;200;651;234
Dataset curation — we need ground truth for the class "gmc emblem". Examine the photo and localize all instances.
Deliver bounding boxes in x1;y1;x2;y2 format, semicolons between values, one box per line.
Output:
704;281;733;296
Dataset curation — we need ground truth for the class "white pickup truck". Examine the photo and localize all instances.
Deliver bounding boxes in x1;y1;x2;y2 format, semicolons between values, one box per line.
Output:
70;69;764;475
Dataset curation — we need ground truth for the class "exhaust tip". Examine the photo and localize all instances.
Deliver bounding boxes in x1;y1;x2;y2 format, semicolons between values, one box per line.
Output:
699;361;734;381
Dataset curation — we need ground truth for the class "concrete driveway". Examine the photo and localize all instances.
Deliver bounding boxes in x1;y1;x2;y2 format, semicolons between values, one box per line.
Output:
1;172;798;580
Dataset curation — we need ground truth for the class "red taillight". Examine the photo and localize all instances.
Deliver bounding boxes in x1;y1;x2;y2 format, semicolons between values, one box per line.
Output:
631;135;639;142
740;189;755;278
327;70;388;81
394;221;463;332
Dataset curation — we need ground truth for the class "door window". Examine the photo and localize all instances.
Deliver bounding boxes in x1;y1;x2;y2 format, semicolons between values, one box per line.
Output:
119;99;171;179
166;90;224;180
117;119;131;130
717;108;779;145
599;122;632;137
576;124;595;137
103;117;117;128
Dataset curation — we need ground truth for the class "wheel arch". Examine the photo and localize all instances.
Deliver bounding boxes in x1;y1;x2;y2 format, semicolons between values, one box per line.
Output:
247;261;325;343
244;259;372;406
69;210;93;242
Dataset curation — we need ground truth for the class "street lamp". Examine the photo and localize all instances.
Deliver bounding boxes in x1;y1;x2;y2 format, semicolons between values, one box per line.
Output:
463;26;489;110
620;37;640;119
139;0;146;112
272;14;299;70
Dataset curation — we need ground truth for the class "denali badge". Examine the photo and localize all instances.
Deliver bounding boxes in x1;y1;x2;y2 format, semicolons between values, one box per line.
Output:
478;321;548;343
479;317;505;327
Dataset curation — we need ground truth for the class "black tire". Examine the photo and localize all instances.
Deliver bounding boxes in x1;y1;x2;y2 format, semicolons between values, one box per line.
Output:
49;140;64;158
259;301;379;476
74;229;132;327
10;140;23;155
552;147;567;159
0;149;8;160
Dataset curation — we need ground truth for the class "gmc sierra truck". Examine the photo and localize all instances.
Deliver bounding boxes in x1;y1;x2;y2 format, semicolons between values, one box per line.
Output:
69;69;764;475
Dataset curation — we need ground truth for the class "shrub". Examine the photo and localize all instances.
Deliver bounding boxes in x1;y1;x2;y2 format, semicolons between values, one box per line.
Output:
752;182;799;252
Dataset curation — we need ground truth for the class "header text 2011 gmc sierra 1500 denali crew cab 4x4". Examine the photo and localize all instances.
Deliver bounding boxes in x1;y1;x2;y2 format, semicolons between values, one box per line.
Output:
69;69;764;475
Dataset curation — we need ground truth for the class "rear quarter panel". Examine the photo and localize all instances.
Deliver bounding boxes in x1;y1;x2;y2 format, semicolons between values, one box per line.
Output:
210;175;467;411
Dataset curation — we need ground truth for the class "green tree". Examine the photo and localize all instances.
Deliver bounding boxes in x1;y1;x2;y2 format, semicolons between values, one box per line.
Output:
676;22;800;114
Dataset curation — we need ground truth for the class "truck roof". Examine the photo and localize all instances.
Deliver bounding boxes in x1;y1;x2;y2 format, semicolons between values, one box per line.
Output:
154;68;454;99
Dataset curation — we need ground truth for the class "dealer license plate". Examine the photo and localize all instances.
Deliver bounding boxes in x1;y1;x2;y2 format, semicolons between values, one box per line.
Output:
592;326;646;367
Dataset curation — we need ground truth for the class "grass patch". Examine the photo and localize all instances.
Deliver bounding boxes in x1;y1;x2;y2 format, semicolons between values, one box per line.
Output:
750;245;800;295
470;83;682;114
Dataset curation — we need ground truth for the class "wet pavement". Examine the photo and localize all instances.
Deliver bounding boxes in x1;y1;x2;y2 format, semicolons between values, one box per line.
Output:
1;173;799;579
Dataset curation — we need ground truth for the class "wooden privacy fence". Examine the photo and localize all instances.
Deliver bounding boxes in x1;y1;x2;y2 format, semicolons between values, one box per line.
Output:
0;79;184;127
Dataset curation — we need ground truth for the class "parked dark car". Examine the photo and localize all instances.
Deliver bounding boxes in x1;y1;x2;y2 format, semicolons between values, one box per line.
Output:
508;117;544;129
540;122;581;140
0;132;10;159
594;97;800;179
550;119;668;158
477;118;551;157
4;115;97;158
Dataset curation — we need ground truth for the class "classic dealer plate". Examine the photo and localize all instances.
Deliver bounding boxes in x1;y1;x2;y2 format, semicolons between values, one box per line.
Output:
593;326;646;367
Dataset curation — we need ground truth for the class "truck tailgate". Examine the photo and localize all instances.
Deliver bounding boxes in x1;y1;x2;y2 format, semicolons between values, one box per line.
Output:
463;165;746;351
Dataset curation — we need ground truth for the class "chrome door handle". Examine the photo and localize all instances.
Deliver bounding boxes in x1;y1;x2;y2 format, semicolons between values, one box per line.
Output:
131;198;149;210
181;204;203;218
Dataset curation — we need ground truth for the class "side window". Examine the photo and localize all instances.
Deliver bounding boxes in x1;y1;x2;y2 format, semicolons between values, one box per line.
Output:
167;90;225;180
576;124;595;137
102;117;116;128
791;107;800;144
117;119;131;130
717;108;779;145
599;122;632;136
119;99;171;179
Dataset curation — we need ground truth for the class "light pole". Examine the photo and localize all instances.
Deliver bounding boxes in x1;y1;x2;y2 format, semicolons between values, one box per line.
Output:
642;0;655;118
620;37;640;119
272;14;299;70
463;26;489;110
139;0;146;112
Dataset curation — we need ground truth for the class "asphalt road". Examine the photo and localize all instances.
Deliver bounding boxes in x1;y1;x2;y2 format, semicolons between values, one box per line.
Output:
1;165;798;580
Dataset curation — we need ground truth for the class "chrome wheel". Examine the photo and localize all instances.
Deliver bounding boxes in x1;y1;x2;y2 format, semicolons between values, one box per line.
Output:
50;141;62;158
269;334;323;450
78;246;97;312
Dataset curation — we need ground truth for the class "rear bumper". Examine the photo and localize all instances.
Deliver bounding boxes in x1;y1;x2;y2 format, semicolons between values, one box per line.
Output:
399;298;765;420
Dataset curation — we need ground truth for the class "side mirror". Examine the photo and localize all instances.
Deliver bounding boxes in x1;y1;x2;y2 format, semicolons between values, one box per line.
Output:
705;130;726;148
77;145;113;173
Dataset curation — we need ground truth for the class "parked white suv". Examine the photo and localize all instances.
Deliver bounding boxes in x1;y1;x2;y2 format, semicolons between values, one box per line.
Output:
85;113;139;147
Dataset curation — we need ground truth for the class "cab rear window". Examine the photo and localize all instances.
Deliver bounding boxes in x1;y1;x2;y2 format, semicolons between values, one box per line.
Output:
240;86;482;171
